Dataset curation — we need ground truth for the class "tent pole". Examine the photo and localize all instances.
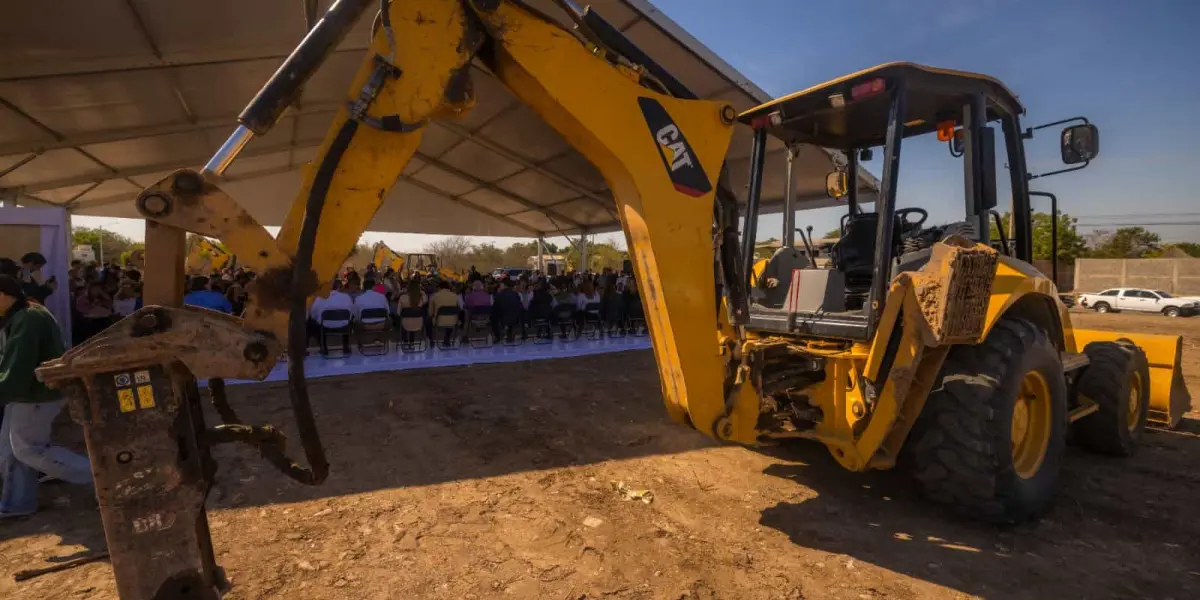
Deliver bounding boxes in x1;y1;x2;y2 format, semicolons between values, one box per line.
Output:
537;234;545;272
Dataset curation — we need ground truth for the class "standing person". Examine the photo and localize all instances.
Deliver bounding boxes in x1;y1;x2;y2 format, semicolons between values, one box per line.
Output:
0;276;92;518
182;276;232;313
16;253;56;305
76;281;114;342
226;273;250;316
112;282;140;317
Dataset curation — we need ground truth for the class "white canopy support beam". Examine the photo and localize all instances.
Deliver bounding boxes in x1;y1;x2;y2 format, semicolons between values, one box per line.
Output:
413;151;586;231
0;104;339;156
537;234;545;272
9;138;324;194
438;121;618;221
0;47;366;83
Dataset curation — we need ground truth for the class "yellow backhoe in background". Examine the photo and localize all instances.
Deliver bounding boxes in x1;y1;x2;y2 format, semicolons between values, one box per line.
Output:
372;241;461;281
183;235;233;275
34;1;1190;598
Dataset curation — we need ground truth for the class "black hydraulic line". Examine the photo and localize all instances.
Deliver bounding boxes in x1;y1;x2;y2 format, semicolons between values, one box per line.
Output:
279;120;361;486
579;7;697;100
1029;191;1059;284
741;128;768;296
238;0;375;134
865;79;905;334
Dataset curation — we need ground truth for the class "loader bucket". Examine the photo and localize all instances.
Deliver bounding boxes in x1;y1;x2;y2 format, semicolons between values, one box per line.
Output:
1073;328;1191;428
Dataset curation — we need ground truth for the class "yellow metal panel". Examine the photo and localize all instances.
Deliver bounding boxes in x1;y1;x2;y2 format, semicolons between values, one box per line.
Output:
473;2;754;442
117;389;136;413
275;0;479;295
136;385;156;410
1073;328;1190;428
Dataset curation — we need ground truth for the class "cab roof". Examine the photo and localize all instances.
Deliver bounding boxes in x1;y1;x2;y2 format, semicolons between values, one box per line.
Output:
738;62;1025;150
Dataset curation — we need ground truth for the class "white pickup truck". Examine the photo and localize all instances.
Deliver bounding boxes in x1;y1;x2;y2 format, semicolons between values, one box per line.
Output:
1077;287;1200;317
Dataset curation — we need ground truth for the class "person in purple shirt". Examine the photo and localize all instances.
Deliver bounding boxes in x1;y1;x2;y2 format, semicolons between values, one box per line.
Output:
183;276;232;313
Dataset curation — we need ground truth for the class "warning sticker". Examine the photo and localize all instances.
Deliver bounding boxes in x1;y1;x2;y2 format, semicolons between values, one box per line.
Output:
114;373;132;388
134;370;151;385
136;386;156;409
118;389;136;413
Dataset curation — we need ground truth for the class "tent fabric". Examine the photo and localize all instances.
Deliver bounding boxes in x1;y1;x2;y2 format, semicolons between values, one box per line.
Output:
0;0;878;238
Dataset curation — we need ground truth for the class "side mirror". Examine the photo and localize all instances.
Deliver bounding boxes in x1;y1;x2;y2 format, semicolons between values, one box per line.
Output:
825;171;848;199
1061;123;1099;164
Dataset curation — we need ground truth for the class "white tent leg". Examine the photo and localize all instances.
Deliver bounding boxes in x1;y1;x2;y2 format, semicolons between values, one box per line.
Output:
537;234;545;272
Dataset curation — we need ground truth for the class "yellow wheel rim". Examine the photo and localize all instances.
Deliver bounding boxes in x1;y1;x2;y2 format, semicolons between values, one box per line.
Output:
1012;371;1052;479
1127;371;1143;432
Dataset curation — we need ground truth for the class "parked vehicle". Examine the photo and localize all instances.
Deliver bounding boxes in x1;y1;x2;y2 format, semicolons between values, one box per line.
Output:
1077;288;1200;317
490;267;531;281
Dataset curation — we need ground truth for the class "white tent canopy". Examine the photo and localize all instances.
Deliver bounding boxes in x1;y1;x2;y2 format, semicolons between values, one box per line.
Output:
0;0;878;238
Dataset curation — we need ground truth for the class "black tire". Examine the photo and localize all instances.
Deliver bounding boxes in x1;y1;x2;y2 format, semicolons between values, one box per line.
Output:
906;318;1068;523
1071;341;1149;456
1093;302;1111;314
1163;306;1180;318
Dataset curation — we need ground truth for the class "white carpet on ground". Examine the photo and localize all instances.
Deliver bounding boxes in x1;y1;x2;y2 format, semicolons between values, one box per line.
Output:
216;335;652;386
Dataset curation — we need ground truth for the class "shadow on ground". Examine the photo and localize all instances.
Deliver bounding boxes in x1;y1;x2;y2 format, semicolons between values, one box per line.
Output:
756;417;1200;599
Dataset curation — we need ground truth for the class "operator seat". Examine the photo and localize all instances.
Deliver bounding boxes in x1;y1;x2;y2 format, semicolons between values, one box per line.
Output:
752;247;811;309
833;212;880;298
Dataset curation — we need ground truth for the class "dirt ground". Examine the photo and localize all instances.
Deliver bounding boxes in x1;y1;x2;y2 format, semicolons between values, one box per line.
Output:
2;310;1199;600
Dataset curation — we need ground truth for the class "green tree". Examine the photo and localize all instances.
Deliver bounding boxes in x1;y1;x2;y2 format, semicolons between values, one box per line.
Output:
564;241;628;271
823;227;842;240
988;211;1087;261
467;243;506;272
424;236;474;271
1148;242;1200;258
1087;227;1161;258
73;227;137;264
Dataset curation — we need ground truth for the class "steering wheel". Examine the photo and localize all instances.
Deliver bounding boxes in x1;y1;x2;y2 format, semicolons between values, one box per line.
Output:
894;207;928;230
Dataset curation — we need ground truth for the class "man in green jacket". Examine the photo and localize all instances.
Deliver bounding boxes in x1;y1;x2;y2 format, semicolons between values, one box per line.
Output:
0;275;92;518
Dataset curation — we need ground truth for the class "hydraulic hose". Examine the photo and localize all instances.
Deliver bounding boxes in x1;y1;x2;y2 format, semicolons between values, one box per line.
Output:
280;119;361;486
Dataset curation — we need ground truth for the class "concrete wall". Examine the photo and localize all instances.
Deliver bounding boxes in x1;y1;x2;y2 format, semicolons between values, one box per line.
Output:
1031;260;1074;292
1074;258;1200;294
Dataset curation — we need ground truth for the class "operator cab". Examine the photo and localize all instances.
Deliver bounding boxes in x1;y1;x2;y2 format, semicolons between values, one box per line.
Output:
736;62;1098;341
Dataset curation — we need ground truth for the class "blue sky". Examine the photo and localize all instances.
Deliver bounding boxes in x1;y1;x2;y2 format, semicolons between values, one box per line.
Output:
77;0;1200;249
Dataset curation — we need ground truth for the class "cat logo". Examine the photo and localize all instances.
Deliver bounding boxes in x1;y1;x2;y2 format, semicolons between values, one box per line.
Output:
637;97;712;198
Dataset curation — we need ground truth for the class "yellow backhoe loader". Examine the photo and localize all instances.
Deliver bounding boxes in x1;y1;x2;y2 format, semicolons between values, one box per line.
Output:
372;241;461;280
183;235;233;275
35;1;1189;598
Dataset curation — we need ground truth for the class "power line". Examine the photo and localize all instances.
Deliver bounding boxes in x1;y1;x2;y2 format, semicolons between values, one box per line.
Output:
1074;213;1200;219
1077;222;1200;227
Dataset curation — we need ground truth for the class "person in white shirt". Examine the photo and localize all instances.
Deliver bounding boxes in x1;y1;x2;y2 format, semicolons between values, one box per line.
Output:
308;280;355;354
575;280;601;312
353;277;390;325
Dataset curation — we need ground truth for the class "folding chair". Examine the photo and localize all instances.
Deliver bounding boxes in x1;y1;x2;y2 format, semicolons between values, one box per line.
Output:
602;299;626;338
318;308;353;357
580;302;604;340
497;307;525;346
552;303;578;341
465;305;493;348
398;307;427;353
355;307;392;356
626;299;648;336
433;306;461;349
527;305;554;345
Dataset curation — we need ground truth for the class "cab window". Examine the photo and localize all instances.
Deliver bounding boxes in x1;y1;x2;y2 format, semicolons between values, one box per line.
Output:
1099;289;1119;296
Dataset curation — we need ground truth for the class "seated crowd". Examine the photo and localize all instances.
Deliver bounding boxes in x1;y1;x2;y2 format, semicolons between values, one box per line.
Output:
67;259;255;344
57;256;643;356
307;264;646;355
